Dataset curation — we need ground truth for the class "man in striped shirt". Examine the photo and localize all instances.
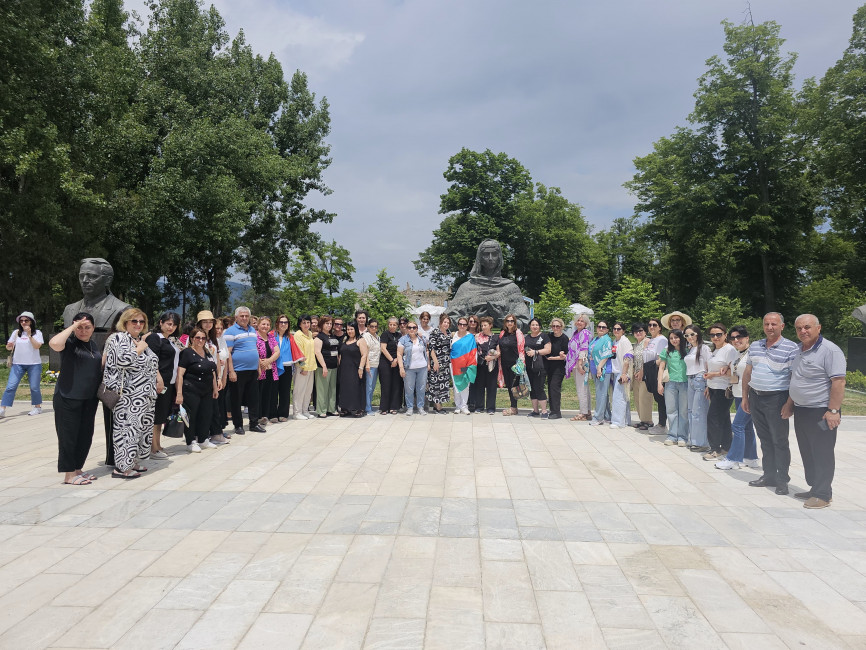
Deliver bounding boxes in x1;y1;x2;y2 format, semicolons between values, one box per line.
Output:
741;312;800;495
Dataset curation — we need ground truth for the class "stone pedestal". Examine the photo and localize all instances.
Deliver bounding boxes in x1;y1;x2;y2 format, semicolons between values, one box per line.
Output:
848;337;866;374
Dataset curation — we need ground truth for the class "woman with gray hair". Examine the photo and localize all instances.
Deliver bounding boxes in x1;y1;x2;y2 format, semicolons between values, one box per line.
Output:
565;313;592;420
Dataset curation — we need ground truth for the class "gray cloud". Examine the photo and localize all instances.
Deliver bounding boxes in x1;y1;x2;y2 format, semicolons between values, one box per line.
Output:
209;0;864;291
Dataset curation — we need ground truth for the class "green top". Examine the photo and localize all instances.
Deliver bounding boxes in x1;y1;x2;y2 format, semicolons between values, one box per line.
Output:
659;348;687;383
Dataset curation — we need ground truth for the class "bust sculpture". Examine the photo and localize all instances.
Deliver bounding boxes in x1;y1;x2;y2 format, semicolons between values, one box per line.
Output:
62;258;131;332
854;305;866;333
447;239;531;330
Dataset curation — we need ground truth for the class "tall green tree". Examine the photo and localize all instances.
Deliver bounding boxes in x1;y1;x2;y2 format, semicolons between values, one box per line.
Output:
534;277;572;327
281;239;354;315
627;19;816;314
363;269;411;324
811;5;866;291
594;276;664;326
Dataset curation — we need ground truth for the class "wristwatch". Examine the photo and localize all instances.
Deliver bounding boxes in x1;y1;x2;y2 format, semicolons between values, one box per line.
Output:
827;408;841;414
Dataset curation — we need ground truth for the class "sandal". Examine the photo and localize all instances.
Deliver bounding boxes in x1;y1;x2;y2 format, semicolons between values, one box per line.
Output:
133;466;148;472
112;470;141;480
64;474;92;486
502;407;518;416
78;472;97;481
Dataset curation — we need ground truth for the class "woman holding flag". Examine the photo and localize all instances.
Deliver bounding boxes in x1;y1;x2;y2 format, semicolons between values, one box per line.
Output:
450;317;477;414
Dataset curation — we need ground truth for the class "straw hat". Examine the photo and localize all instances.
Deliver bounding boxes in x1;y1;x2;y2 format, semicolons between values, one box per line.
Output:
196;310;215;322
661;311;693;329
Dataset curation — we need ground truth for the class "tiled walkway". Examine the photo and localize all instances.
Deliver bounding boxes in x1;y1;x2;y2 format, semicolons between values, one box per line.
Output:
1;403;865;649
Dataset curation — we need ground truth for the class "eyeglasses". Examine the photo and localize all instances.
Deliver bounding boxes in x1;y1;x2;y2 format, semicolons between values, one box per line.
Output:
612;326;622;331
130;319;145;324
552;324;562;328
468;320;477;324
597;325;608;330
710;332;725;338
458;322;467;327
684;332;697;338
193;335;207;341
648;323;660;328
408;325;418;330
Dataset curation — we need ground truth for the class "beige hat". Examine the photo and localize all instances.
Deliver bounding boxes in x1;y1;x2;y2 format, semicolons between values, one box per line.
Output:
661;311;693;329
196;310;215;322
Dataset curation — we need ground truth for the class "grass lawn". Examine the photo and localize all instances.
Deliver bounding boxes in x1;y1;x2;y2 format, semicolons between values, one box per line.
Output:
3;365;865;416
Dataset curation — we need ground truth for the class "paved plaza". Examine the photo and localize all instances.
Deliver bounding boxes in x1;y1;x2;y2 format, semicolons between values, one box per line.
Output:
1;402;865;649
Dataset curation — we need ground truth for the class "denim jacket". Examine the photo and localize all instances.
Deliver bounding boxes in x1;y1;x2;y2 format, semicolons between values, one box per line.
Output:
398;334;429;369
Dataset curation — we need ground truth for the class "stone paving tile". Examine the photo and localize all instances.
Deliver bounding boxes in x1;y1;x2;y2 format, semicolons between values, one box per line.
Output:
0;405;864;648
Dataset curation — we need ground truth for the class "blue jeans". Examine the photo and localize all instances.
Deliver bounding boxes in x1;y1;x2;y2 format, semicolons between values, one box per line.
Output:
404;367;427;411
365;366;379;413
727;397;757;462
610;373;632;426
592;372;612;423
664;381;689;441
687;375;709;447
2;363;42;407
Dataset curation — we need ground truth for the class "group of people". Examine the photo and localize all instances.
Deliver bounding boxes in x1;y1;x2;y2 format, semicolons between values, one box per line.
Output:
2;302;847;508
569;310;845;509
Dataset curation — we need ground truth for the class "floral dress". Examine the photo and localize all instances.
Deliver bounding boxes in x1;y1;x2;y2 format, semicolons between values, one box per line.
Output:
426;327;452;404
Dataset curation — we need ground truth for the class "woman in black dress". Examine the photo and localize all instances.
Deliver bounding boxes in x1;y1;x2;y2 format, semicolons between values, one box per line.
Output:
147;312;181;459
338;321;368;417
426;313;452;413
378;317;402;415
493;313;525;416
525;317;551;418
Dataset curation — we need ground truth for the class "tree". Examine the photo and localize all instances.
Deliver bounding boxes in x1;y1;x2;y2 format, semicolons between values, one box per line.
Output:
363;269;411;324
627;18;816;315
534;278;572;327
796;275;865;344
281;239;355;315
414;148;532;289
811;6;866;291
593;276;664;326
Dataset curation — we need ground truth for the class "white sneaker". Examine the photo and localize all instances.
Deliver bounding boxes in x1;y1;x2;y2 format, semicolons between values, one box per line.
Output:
0;407;5;418
406;411;414;417
150;450;169;460
664;439;676;446
742;458;761;469
418;409;428;416
588;420;602;426
294;414;308;421
462;407;471;415
715;458;740;470
188;442;202;453
609;424;621;429
201;440;217;449
28;407;42;416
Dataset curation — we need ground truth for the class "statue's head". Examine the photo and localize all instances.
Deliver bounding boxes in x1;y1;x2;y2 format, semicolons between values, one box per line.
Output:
474;239;503;278
78;258;114;300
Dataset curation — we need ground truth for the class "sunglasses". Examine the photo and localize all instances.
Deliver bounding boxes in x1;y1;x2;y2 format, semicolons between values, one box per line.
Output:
648;323;660;328
130;319;145;324
552;324;562;328
597;325;608;329
710;332;725;338
612;327;623;331
458;322;467;327
684;332;697;338
505;319;515;323
193;335;207;341
729;335;744;341
278;320;289;324
408;325;418;330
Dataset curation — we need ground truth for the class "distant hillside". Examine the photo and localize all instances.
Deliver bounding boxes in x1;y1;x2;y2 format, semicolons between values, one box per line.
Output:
158;279;250;316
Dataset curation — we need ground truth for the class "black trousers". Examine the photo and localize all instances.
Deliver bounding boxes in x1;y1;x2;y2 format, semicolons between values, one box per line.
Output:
474;362;498;412
229;369;259;428
794;406;837;501
749;389;791;485
547;364;565;416
55;393;98;472
210;387;227;437
643;361;666;426
502;359;519;409
379;359;402;412
259;375;275;422
528;366;547;401
707;388;733;453
103;403;115;466
273;369;292;419
183;380;213;445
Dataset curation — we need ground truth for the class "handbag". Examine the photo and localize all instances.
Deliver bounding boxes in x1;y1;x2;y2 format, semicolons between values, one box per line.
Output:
510;370;530;400
163;407;185;438
97;370;125;410
529;351;545;373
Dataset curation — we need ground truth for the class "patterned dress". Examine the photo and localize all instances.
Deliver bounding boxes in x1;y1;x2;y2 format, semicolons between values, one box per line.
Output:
426;328;452;404
103;332;159;472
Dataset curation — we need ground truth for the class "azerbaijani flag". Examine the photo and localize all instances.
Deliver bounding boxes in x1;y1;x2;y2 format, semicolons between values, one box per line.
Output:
450;333;477;392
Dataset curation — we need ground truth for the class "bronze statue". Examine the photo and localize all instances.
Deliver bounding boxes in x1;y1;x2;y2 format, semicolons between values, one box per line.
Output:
447;239;531;329
853;305;866;332
62;258;131;332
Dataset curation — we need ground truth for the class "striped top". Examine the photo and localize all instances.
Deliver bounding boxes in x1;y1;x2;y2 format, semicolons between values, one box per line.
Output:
746;336;799;392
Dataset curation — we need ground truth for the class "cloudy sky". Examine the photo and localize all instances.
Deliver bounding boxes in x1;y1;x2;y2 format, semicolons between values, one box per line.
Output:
207;0;864;291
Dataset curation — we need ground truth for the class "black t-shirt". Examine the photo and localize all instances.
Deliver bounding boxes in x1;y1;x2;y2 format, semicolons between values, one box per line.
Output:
525;332;550;352
546;332;568;370
57;335;102;400
497;332;520;364
380;330;400;361
317;332;340;369
179;347;217;384
147;335;178;383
